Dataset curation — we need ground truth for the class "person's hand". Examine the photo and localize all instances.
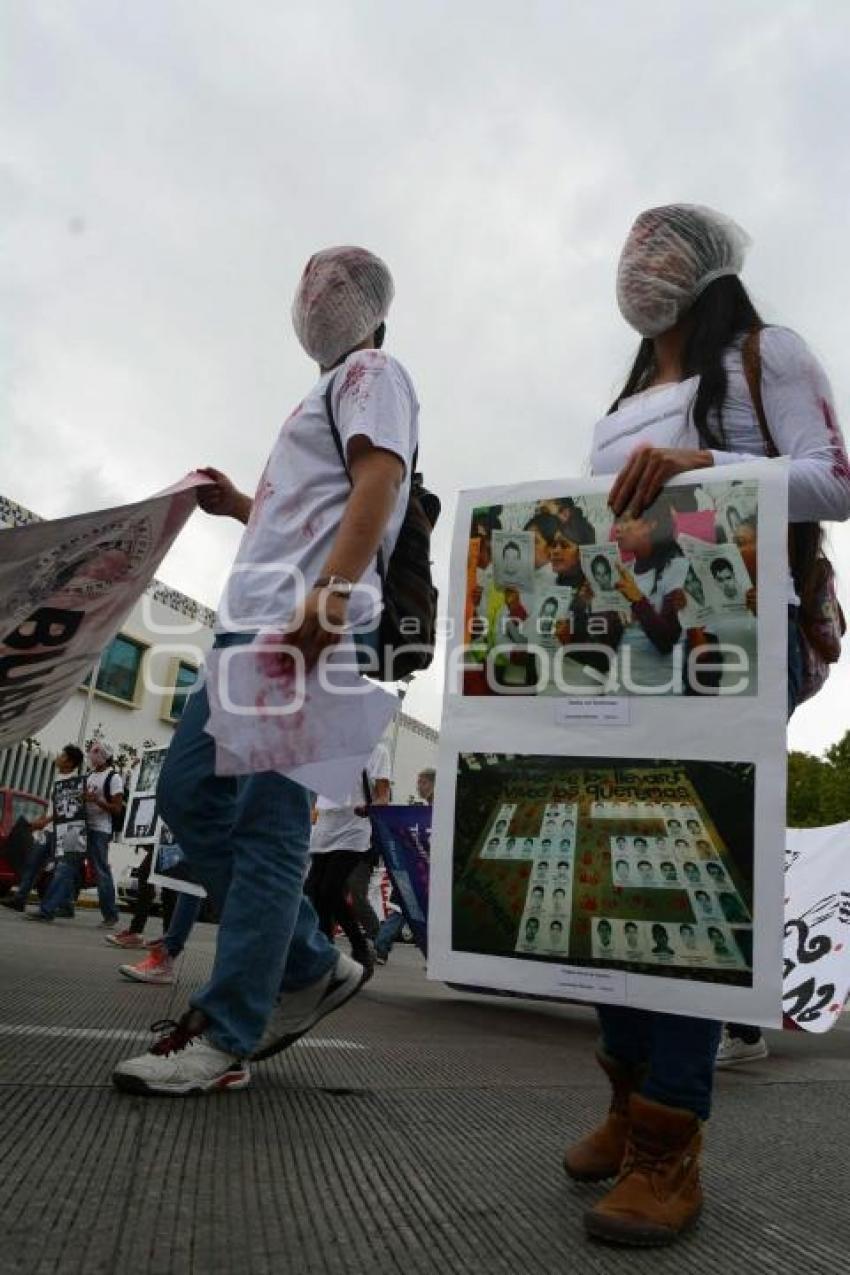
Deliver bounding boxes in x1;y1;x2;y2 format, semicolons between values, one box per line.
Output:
745;586;758;616
85;794;103;809
668;589;688;613
471;584;483;607
608;447;714;516
615;563;643;606
281;587;349;671
196;467;251;522
353;804;369;818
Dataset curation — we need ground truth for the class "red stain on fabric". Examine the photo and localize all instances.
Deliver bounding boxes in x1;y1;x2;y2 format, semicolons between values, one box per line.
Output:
340;360;369;400
821;398;850;482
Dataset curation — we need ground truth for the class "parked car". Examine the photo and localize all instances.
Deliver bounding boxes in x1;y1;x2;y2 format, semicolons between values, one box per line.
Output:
0;787;97;898
0;788;48;894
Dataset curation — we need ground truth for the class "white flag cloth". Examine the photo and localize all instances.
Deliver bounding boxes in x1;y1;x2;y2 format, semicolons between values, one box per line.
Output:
204;634;398;803
783;821;850;1032
0;475;209;748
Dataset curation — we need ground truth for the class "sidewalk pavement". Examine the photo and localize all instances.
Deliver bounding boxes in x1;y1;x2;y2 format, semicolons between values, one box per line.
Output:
1;908;848;1275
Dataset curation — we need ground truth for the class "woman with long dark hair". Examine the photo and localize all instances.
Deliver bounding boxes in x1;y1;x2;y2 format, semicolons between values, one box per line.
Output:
564;204;850;1246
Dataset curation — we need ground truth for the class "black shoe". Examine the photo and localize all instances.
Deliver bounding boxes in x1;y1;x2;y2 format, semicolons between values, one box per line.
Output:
1;897;25;912
56;907;75;919
27;911;54;923
351;940;376;982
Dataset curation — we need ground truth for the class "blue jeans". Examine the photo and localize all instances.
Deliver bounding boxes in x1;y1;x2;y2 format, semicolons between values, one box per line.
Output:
41;830;118;922
376;910;404;957
15;839;52;900
595;615;803;1120
156;632;339;1057
163;892;202;957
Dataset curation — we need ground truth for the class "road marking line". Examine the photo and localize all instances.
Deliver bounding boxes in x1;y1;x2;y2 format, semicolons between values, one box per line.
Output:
0;1024;364;1048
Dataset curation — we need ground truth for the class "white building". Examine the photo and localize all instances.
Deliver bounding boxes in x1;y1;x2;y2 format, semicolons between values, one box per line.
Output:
1;493;438;799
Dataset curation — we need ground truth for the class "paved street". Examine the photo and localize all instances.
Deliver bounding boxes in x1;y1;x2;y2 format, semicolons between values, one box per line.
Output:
1;907;848;1275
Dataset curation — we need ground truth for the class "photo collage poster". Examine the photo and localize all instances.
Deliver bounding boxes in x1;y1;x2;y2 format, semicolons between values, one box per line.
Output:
123;745;169;844
463;476;760;698
123;746;207;899
52;775;87;858
430;463;789;1025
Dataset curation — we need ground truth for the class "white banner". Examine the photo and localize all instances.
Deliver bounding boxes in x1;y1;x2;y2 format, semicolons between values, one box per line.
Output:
783;821;850;1032
0;476;207;748
429;462;789;1026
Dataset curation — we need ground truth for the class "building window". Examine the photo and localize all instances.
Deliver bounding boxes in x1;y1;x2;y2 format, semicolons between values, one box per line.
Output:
166;661;199;723
87;635;146;705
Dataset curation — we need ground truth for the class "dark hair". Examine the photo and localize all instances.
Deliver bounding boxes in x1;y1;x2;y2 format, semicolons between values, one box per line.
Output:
614;275;827;621
710;557;735;577
60;744;84;771
553;506;595;546
373;321;386;349
503;540;521;556
523;512;560;544
611;276;762;447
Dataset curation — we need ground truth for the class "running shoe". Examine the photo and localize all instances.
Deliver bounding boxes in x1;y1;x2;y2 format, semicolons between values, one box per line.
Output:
112;1013;250;1096
105;929;144;948
119;947;176;984
251;952;367;1061
715;1027;769;1067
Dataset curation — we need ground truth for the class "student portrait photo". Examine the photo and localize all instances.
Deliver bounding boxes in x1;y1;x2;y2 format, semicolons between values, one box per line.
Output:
637;859;655;883
693;889;715;916
683;861;701;883
529;885;546;911
660;860;678;882
710;555;741;602
705;861;727;884
623;920;642;954
523;916;540;946
595;918;615;953
614;858;631;883
651;923;675;956
679;923;700;953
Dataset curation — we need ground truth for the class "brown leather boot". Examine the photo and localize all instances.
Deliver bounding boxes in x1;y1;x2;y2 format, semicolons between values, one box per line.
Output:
563;1052;645;1182
584;1093;703;1246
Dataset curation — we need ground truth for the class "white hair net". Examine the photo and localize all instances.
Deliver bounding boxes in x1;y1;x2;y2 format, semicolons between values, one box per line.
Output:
292;246;394;368
616;204;751;338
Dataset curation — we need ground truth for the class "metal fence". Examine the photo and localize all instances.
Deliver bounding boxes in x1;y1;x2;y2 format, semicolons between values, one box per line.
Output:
0;744;56;799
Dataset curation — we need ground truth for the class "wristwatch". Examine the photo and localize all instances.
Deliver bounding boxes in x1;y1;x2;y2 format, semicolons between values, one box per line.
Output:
314;574;354;598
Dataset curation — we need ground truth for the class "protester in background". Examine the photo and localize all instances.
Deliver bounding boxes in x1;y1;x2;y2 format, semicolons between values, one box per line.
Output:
114;246;417;1096
375;766;435;964
29;741;123;926
105;844;158;948
2;745;84;913
116;890;203;984
306;737;392;976
563;204;850;1246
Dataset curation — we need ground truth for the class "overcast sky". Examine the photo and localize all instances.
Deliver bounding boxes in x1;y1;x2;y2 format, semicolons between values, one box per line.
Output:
5;0;850;754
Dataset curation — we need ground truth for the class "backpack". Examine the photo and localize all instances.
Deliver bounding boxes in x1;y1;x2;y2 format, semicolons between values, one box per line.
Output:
742;329;846;703
324;377;441;682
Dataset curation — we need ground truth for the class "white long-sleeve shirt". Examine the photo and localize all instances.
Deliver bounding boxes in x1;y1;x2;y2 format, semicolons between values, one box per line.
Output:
590;326;850;526
709;327;850;524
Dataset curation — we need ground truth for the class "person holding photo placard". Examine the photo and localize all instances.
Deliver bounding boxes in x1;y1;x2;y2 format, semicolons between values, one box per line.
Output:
565;204;850;1247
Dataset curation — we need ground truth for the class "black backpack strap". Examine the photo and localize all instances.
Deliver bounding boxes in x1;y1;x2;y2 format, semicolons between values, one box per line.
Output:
361;768;372;807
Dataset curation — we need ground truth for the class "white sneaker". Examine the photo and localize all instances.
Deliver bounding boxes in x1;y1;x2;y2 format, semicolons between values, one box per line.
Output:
716;1027;769;1068
112;1015;250;1096
251;952;367;1061
119;948;175;984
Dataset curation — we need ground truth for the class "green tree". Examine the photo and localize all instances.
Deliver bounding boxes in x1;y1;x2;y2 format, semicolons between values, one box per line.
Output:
787;729;850;826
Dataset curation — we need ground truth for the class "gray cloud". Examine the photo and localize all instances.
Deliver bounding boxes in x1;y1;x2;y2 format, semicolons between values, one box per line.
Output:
3;0;849;751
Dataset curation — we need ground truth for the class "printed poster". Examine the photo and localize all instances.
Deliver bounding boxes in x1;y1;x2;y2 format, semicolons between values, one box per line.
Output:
370;804;431;956
123;745;169;844
53;775;87;858
0;475;210;748
430;464;789;1025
